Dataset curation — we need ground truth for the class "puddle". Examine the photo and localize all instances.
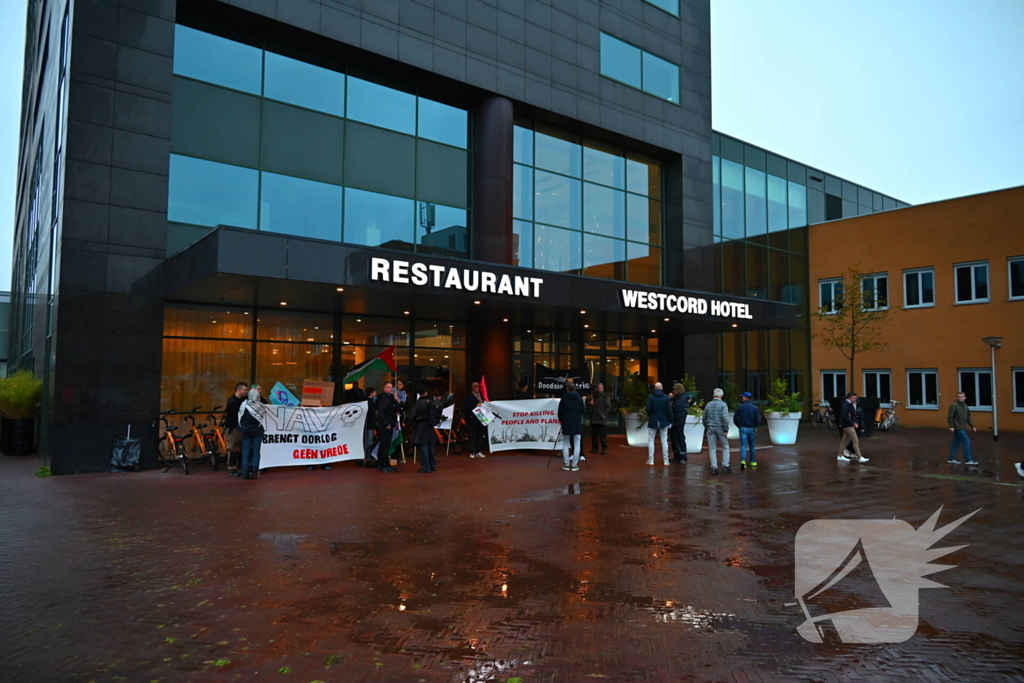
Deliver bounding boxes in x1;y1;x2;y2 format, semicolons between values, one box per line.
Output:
507;482;587;502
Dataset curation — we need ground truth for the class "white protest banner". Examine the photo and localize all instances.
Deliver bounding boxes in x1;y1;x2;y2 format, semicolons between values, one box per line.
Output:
439;404;454;430
258;402;367;469
485;398;562;452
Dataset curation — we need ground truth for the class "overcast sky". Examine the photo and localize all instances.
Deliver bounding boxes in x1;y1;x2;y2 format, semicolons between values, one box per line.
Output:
1;0;1022;287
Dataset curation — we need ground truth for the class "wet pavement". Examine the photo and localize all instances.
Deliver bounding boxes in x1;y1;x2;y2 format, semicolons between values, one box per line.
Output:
1;427;1023;682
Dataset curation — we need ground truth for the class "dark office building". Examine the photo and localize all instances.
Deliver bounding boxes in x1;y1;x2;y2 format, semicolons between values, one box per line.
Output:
9;0;899;473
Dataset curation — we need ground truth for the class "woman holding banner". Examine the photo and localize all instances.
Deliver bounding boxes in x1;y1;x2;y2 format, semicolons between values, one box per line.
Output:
463;381;486;459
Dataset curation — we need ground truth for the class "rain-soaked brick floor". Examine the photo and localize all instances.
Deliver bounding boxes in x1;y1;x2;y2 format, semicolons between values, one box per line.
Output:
2;426;1023;683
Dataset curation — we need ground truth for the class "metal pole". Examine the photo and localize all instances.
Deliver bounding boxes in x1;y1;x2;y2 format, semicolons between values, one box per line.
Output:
991;344;999;442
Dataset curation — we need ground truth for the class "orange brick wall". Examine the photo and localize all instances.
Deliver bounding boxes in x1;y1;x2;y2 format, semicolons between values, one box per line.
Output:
808;186;1024;432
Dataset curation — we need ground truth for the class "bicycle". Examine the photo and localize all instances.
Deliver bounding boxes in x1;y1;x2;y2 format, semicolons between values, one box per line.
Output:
202;406;230;470
810;400;837;429
875;400;901;432
183;406;218;470
157;411;189;474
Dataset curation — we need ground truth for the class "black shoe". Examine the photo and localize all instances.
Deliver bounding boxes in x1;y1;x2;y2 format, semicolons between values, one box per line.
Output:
740;462;746;470
384;466;398;473
724;466;733;474
229;470;242;477
711;467;719;476
600;449;607;455
306;465;315;471
590;448;598;454
417;468;431;473
322;465;331;471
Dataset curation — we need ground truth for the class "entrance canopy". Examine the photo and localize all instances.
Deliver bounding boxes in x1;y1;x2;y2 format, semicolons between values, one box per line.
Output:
140;228;797;336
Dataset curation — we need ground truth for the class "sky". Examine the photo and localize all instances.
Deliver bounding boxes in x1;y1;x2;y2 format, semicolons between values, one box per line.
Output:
0;0;1022;287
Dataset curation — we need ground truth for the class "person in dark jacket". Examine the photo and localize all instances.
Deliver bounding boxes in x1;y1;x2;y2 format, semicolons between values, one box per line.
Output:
376;382;399;473
513;381;532;401
411;386;441;473
670;382;689;463
732;391;761;470
347;381;367;403
224;382;248;477
947;391;979;465
837;392;869;463
463;381;486;459
557;379;586;471
589;383;611;455
645;382;673;466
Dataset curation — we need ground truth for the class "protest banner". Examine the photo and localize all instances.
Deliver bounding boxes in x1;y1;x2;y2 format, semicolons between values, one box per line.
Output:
258;402;366;468
533;364;592;395
484;398;562;452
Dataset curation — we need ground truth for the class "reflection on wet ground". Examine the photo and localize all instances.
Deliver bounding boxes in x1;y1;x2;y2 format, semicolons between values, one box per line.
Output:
1;428;1022;681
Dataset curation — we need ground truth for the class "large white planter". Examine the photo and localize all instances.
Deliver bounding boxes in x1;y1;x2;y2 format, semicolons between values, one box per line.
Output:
623;412;648;447
683;415;705;454
766;412;802;445
727;413;739;440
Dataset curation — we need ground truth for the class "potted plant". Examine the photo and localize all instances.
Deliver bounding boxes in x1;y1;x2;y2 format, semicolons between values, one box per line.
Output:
620;372;650;447
0;370;43;456
765;378;802;445
723;380;741;440
683;398;706;455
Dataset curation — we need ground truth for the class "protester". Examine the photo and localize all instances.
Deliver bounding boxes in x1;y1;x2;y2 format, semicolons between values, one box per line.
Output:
347;381;367;403
837;392;869;463
704;388;731;475
645;382;673;466
376;382;399;473
670;382;689;463
411;386;441;473
224;382;248;477
513;381;532;400
558;379;585;471
365;387;378;458
589;382;611;455
463;381;486;459
947;391;979;465
733;391;760;470
237;384;266;480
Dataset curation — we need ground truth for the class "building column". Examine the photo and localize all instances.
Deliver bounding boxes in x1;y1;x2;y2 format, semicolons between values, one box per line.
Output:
471;96;514;265
469;322;513;401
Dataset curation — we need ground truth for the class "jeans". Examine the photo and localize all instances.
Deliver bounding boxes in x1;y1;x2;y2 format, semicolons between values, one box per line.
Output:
707;427;730;468
418;442;437;471
949;430;973;461
562;433;581;467
241;431;262;477
648;426;669;462
590;423;608;451
739;427;756;463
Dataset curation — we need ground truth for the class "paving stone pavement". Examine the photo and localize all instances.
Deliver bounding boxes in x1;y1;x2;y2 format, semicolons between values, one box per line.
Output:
1;426;1023;683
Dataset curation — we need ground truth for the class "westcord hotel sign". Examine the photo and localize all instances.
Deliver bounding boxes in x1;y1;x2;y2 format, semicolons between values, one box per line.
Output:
619;289;755;320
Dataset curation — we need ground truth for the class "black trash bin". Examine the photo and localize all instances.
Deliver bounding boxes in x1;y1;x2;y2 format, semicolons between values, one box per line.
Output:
109;435;141;472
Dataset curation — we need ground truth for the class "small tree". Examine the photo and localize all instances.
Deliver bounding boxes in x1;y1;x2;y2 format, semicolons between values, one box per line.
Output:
814;263;891;394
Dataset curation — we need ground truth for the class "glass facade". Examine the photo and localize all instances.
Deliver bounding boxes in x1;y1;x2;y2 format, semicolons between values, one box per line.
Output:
599;33;680;103
513;122;663;284
168;25;470;258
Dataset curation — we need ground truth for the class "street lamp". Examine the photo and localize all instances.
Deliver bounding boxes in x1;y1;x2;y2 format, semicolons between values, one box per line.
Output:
982;336;1002;442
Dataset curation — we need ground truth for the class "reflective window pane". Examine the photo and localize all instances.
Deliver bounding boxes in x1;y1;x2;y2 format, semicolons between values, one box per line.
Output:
584;145;626;189
416;201;467;257
744;167;767;237
264;52;344;116
1010;258;1024;298
346;76;416;135
514;125;533;165
513;220;533;268
788;181;807;228
584;234;626;280
600;33;641;88
627;156;661;198
720;159;744;239
417;97;467;148
173;25;262;94
627;243;661;285
341;316;410;346
712;155;721;234
259;172;342;240
534;224;582;274
767;174;787;232
583;183;626;238
534;170;581;230
513;164;533;220
343;188;414;250
168;154;258;228
535;131;582;177
644;0;679;15
642;50;680;102
256;310;334;342
626;194;661;246
161;337;252;413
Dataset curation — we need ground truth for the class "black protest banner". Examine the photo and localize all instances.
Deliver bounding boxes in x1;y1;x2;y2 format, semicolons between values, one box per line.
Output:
534;363;592;396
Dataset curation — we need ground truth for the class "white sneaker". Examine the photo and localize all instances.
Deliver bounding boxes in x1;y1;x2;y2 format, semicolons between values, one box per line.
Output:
646;458;654;466
837;454;848;461
561;466;571;471
1015;463;1024;477
663;459;670;466
579;455;586;461
469;453;476;459
856;456;869;463
477;453;486;458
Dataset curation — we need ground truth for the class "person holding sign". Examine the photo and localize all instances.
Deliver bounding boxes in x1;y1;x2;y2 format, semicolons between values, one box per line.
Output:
557;379;586;472
464;381;486;459
376;382;399;473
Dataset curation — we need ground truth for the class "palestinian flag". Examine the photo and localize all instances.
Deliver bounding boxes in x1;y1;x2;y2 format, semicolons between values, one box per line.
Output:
344;345;397;384
370;426;404;458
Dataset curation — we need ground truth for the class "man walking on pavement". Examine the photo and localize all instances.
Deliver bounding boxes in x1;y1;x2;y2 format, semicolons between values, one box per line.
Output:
670;383;689;463
645;382;673;466
558;379;586;471
733;391;760;470
703;388;731;475
837;392;869;463
589;382;611;455
948;391;979;465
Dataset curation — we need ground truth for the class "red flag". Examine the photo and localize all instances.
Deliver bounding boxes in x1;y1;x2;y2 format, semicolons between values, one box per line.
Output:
480;375;489;402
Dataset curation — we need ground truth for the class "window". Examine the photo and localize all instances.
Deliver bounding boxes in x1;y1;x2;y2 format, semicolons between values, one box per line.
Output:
599;33;680;103
342;187;414;250
788;181;807;228
819;278;843;314
1014;368;1024;411
173;25;262;94
534;171;582;230
260;172;342;240
907;370;939;409
720;159;744;239
417;98;468;148
1009;257;1024;300
904;268;935;308
168;155;258;228
958;369;992;411
643;0;679;15
863;370;892;406
821;370;846;401
861;273;888;310
767;175;788;232
534;224;581;274
416;201;467;257
263;52;344;116
744;167;767;237
583;183;626;238
954;261;989;304
346;76;416;135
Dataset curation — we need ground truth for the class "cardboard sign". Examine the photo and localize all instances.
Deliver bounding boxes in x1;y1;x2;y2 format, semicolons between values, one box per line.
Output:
472;404;497;426
300;380;335;407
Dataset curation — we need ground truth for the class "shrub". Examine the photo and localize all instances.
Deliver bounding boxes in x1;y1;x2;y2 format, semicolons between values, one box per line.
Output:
0;370;43;420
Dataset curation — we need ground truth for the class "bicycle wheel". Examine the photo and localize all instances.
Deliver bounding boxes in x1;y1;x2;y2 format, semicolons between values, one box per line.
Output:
826;414;836;430
158;437;181;469
810;412;822;428
179;445;189;475
890;416;899;433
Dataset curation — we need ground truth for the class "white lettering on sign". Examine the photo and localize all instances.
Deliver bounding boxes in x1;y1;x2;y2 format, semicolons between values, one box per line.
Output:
370;257;544;299
620;288;754;320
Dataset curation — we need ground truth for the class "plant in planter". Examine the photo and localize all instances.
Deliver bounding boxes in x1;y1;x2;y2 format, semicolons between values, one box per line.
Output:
620;372;650;447
722;380;741;439
681;397;706;454
0;370;43;456
765;378;802;445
